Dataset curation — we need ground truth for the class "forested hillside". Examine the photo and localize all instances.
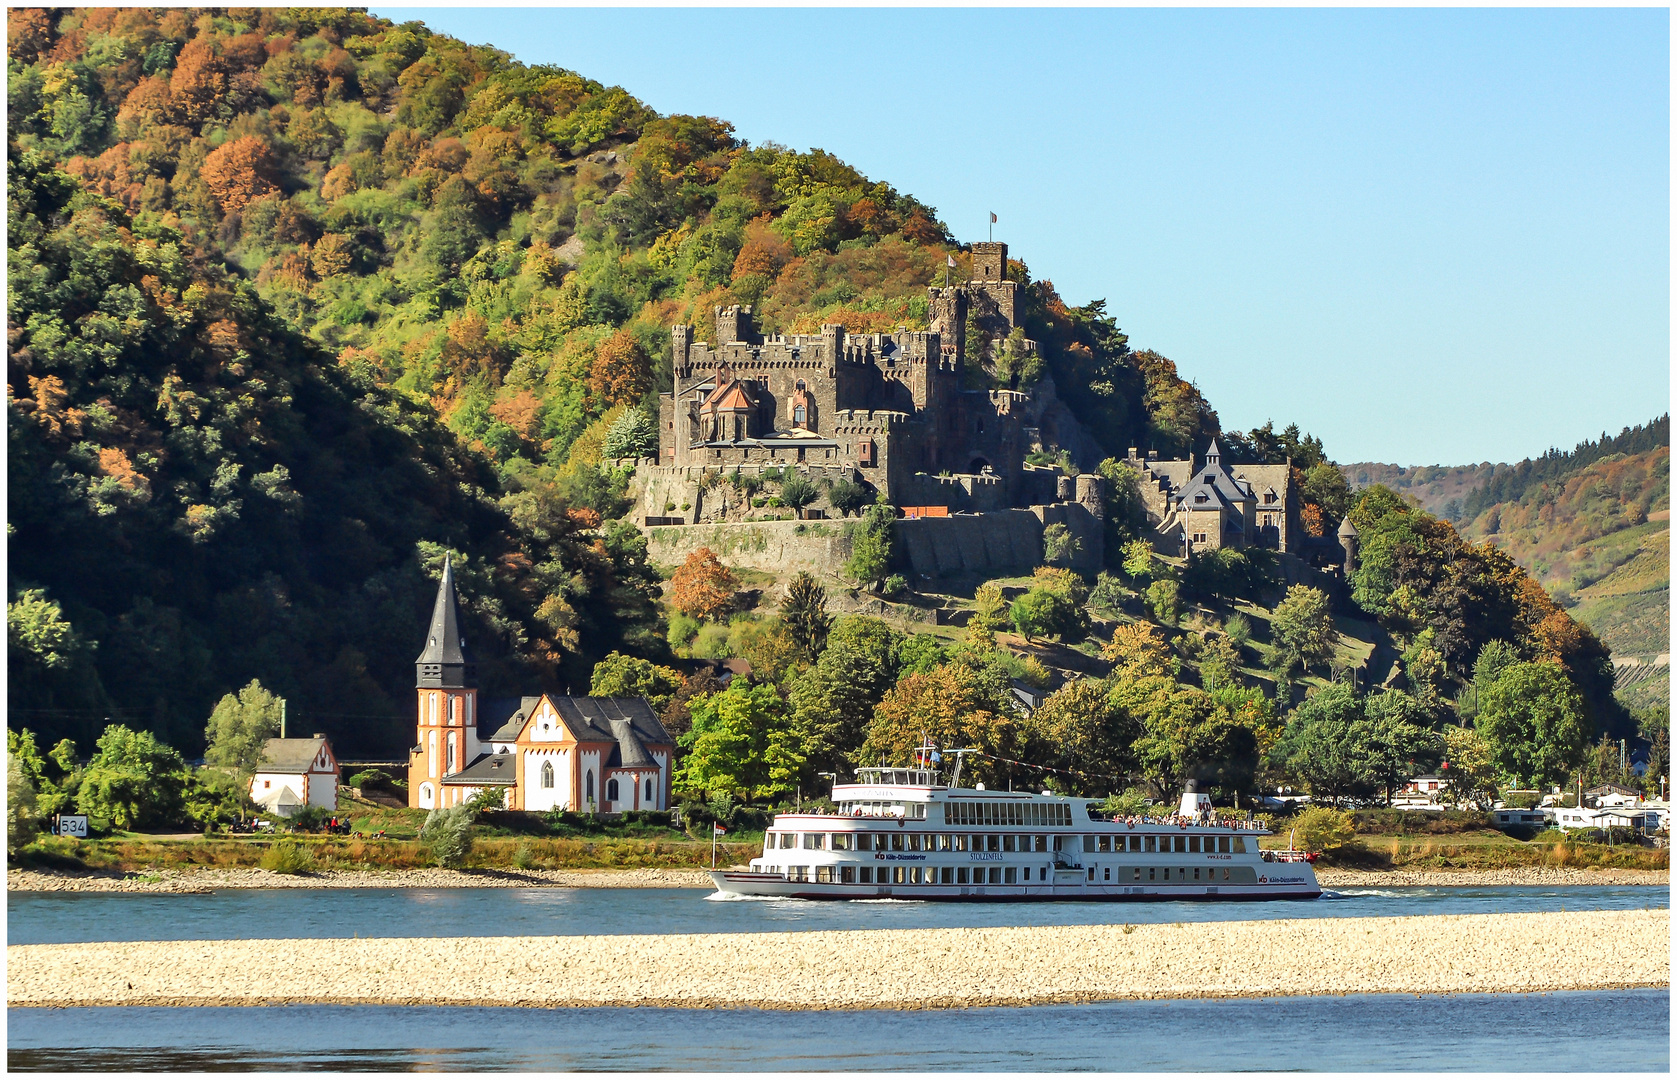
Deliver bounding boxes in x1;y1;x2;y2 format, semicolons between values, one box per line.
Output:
6;6;1640;779
5;6;1217;756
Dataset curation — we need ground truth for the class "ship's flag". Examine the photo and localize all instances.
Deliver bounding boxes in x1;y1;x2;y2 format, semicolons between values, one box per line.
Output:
713;823;728;835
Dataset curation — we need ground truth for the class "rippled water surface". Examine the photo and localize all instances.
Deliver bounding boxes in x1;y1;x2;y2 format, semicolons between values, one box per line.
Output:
7;991;1669;1071
7;883;1666;944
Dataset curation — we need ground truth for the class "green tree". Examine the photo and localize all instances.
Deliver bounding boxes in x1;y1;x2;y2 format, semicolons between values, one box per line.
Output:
1115;676;1255;799
859;658;1021;789
1440;725;1499;809
827;479;870;518
8;750;40;854
1121;539;1157;582
1025;678;1140;786
76;724;188;831
778;475;819;511
845;499;896;590
203;679;283;777
972;582;1010;632
788;616;903;779
677;680;803;800
601;407;659;460
1287;806;1354;855
1269;584;1338;677
1042;523;1081;566
1477;662;1590;790
1273;684;1375;806
779;571;833;658
589;651;685;712
1361;690;1438;805
1010;567;1090;643
7;588;85;671
1144;578;1181;626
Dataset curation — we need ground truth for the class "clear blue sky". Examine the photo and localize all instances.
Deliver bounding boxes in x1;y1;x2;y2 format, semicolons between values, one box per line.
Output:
374;7;1669;466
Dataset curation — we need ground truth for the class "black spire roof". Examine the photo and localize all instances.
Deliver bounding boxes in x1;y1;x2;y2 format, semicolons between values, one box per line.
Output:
416;557;476;689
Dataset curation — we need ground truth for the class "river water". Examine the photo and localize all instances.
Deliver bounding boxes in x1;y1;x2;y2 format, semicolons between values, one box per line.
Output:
7;991;1670;1071
7;884;1667;944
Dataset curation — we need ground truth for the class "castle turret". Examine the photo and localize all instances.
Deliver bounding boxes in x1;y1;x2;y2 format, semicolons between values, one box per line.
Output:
411;558;480;810
716;304;757;345
1337;516;1359;575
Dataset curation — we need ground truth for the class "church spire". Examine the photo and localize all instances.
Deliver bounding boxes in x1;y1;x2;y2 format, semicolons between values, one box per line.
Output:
416;557;475;689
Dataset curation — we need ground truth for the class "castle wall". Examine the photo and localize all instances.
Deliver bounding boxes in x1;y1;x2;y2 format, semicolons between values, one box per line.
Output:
644;520;853;578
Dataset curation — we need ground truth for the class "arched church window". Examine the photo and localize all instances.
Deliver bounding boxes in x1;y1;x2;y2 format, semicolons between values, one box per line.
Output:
585;770;594;801
607;778;620;802
541;761;554;789
419;783;435;808
645;778;654;802
446;736;455;773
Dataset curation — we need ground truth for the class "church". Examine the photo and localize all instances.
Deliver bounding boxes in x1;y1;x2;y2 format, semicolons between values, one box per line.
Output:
407;560;674;814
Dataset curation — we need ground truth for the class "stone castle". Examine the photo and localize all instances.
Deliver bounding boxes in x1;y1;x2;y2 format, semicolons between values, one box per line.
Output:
1126;440;1300;556
651;241;1090;515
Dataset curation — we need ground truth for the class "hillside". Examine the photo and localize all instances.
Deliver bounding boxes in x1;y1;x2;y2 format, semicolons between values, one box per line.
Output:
5;6;1637;774
1348;420;1670;712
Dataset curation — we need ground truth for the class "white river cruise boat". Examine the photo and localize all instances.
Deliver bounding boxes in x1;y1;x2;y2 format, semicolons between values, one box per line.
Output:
710;767;1321;902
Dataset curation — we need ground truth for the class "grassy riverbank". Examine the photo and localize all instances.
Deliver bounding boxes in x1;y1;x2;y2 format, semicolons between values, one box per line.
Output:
9;910;1668;1009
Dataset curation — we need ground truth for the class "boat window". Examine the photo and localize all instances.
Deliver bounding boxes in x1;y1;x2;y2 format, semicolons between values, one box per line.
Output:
1149;868;1156;880
989;868;1002;884
957;867;970;884
987;834;1001;852
893;867;906;884
1223;868;1231;880
816;866;834;883
1104;867;1111;880
1233;837;1247;853
1005;867;1018;884
1098;836;1111;853
937;834;952;851
1132;867;1142;881
1219;836;1231;853
1188;836;1200;853
1001;835;1014;852
907;833;922;852
803;833;824;849
1193;867;1201;880
1172;836;1184;853
779;832;795;849
890;833;905;851
1145;836;1158;853
831;833;851;851
841;866;855;883
941;867;954;884
1035;835;1048;852
859;866;873;884
1083;835;1096;853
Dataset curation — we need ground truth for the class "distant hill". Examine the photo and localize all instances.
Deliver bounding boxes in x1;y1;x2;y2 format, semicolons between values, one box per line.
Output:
1348;419;1670;711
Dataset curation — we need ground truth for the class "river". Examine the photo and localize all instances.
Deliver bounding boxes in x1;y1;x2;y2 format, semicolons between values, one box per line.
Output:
7;883;1667;944
7;991;1669;1071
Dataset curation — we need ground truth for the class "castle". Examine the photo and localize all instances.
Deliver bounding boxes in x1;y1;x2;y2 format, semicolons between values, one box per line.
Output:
407;560;673;814
652;241;1088;515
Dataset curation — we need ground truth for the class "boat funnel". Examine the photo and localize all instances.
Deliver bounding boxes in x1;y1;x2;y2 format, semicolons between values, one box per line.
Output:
1179;780;1213;818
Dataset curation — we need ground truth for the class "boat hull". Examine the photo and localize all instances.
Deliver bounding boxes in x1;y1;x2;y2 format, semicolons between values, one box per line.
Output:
709;870;1321;902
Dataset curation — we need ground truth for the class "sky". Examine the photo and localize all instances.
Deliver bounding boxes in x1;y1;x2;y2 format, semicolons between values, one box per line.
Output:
373;7;1670;466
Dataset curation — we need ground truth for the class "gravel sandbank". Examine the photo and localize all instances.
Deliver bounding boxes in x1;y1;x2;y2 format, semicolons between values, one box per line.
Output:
7;910;1667;1010
1316;867;1668;887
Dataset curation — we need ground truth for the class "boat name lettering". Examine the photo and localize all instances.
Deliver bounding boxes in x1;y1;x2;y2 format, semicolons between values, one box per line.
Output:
873;853;927;861
968;852;1003;862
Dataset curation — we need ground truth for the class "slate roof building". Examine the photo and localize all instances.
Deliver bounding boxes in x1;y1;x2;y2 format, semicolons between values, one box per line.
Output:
1126;440;1299;555
406;560;673;813
250;734;339;817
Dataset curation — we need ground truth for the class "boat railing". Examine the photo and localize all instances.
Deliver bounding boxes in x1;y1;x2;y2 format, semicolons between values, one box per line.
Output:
1260;849;1318;863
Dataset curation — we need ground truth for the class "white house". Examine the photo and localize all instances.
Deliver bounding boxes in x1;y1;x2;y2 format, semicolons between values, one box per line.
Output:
250;734;339;817
1551;804;1661;833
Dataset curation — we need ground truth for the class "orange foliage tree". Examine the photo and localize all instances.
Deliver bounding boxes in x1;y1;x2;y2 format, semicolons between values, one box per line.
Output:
670;548;736;622
589;327;652;408
200;135;279;213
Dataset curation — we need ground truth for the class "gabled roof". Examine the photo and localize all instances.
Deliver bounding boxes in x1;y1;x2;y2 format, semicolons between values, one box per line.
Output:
441;751;518;786
703;379;755;413
255;736;333;774
481;696;544;742
550;695;672;768
1177;440;1252;510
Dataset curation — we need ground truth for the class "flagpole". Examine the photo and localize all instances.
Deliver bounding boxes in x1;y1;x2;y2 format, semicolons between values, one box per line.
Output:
711;824;717;868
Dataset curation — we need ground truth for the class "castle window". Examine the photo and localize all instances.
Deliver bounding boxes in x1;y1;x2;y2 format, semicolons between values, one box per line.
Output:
607;778;620;802
541;761;554;789
1194;494;1208;504
794;404;807;425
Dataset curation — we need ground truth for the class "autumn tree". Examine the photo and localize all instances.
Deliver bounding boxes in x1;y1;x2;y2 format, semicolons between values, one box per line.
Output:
1101;622;1174;680
590;327;653;409
589;651;684;712
860;660;1021;789
1268;584;1338;678
669;548;736;622
675;681;803;801
200;135;279;214
1024;679;1140;789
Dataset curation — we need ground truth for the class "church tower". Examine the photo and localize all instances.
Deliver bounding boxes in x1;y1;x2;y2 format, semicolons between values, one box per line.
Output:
409;558;479;809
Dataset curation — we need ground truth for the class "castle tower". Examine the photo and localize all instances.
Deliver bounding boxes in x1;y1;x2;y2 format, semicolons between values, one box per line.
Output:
1338;516;1359;575
410;558;479;810
970;241;1008;283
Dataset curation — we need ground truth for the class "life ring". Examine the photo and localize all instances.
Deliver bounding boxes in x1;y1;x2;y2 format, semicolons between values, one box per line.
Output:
1127;822;1135;829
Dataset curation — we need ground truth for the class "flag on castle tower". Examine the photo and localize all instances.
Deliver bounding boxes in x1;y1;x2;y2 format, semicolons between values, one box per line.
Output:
947;254;956;267
990;212;998;224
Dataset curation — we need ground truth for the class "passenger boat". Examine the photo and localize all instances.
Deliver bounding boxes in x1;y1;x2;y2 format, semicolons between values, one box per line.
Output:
709;763;1320;902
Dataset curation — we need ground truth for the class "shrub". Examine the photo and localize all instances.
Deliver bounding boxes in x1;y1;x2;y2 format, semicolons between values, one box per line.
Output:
347;769;394;791
259;841;316;875
778;475;818;510
512;842;537;870
667;612;701;650
1223;612;1252;650
828;479;870;517
690;622;732;658
882;574;908;598
286;806;329;833
1286;806;1355;854
420;804;476;869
